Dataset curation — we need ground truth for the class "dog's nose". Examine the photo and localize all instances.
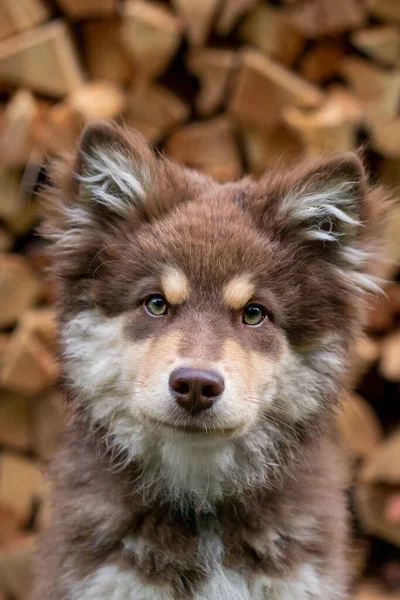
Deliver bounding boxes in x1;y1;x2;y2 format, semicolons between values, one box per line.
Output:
169;367;225;414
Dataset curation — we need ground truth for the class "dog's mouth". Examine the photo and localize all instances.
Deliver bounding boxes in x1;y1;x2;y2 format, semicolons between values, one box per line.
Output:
143;415;240;437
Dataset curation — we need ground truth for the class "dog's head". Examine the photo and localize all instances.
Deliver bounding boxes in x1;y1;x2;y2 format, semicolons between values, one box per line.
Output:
44;121;380;486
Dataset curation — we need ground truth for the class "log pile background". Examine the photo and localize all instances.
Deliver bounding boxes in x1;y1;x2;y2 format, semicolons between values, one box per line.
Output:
0;0;400;598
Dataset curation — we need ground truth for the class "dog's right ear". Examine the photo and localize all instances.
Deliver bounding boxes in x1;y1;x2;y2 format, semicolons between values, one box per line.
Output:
75;120;156;218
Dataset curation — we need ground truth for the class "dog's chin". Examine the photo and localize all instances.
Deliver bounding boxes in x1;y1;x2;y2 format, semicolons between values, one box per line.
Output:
141;414;247;443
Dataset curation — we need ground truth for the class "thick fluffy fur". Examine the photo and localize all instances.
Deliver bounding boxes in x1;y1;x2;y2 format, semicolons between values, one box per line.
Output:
33;121;387;600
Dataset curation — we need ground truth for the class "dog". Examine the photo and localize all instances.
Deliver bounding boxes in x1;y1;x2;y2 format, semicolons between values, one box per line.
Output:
33;120;386;600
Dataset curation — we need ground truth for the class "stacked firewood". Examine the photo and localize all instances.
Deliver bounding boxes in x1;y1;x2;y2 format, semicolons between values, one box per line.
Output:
0;0;400;598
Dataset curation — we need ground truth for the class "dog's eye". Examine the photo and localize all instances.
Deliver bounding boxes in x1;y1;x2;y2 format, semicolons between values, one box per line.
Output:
145;295;168;317
242;304;266;327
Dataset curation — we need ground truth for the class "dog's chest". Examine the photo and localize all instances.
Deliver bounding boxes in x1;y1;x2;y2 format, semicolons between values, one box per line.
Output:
72;559;330;600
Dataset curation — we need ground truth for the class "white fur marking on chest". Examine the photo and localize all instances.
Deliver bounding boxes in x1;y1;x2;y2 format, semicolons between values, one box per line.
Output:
68;565;174;600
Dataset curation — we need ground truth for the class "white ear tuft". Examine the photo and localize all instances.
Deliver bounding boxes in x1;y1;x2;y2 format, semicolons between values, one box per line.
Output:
76;121;153;217
277;154;382;295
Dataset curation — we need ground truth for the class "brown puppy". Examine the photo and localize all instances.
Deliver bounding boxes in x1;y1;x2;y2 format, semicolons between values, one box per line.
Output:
33;121;385;599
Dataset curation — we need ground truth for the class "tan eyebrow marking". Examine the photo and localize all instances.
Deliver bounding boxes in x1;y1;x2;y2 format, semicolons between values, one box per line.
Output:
223;275;255;310
161;266;190;305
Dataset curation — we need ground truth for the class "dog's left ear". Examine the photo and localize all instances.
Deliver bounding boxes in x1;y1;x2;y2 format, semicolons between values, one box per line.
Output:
75;120;155;217
268;153;367;247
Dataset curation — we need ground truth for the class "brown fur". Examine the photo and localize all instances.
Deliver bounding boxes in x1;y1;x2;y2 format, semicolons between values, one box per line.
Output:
33;121;390;599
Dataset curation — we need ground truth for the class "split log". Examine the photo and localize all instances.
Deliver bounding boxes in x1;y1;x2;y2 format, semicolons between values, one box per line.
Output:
0;454;42;525
239;3;304;66
67;80;127;121
0;0;50;41
186;48;236;116
287;0;366;38
342;57;400;122
32;392;64;460
240;123;302;174
0;90;38;168
337;393;383;461
0;505;20;546
299;40;346;84
125;83;189;143
58;0;116;19
0;170;24;224
121;1;182;84
229;48;324;131
172;0;219;46
351;26;400;67
0;327;59;396
379;330;400;382
348;336;381;387
0;230;13;252
0;392;32;452
216;0;258;36
369;119;400;159
0;20;85;97
165;116;242;182
367;0;400;24
0;254;41;329
83;19;133;85
354;581;400;599
362;429;400;485
0;535;35;599
20;308;58;352
33;102;83;155
357;482;400;549
284;86;362;154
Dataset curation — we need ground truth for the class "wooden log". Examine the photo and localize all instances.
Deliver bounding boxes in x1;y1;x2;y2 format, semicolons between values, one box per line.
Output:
0;170;24;223
33;102;83;155
337;393;383;461
369;119;400;158
284;86;362;154
125;83;189;143
216;0;258;35
239;3;304;67
186;48;236;116
215;0;259;36
171;0;219;46
0;392;32;452
229;48;324;131
357;482;400;549
342;57;400;122
67;81;127;121
165;116;242;182
379;330;400;382
348;335;381;387
367;0;400;24
121;1;181;84
0;254;41;329
0;505;20;546
0;454;42;525
58;0;116;19
0;327;59;396
32;391;64;460
0;534;35;599
20;308;58;352
351;26;400;67
362;429;400;485
287;0;366;38
0;230;13;252
299;40;346;84
0;20;85;97
83;19;133;85
354;581;400;599
240;123;302;174
0;90;38;168
0;0;50;41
